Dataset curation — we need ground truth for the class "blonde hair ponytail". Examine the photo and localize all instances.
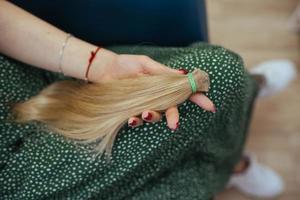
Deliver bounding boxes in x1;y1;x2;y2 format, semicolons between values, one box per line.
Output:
12;69;210;156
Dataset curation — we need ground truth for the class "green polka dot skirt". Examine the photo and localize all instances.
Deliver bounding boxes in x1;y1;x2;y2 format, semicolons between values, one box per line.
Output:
0;43;258;200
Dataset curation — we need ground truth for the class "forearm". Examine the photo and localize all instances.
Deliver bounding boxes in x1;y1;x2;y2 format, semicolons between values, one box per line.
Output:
0;1;116;80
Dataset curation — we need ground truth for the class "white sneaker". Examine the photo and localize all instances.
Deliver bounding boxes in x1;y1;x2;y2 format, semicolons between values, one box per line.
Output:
227;155;284;198
250;59;297;97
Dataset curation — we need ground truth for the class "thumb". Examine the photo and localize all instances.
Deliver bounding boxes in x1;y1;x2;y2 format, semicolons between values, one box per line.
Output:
143;58;184;75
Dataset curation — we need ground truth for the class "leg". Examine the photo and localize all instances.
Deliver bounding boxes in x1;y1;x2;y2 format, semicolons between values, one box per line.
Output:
232;156;250;174
110;43;259;199
251;74;266;90
229;154;284;199
228;59;297;198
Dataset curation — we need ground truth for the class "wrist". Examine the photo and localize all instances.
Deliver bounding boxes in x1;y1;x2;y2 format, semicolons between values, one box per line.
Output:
87;48;117;82
60;36;117;81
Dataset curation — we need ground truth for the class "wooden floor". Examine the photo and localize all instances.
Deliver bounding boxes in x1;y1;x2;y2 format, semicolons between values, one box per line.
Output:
206;0;300;200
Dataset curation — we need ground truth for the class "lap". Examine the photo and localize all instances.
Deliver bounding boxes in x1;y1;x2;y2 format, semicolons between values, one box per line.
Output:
0;43;258;199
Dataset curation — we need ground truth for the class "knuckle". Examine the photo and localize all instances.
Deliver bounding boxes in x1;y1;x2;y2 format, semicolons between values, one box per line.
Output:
139;55;150;62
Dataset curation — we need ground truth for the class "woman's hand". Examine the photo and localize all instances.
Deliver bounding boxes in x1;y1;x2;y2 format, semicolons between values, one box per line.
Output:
90;51;216;130
89;51;182;82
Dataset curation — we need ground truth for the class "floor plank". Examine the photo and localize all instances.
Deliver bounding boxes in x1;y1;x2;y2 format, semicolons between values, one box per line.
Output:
207;0;300;199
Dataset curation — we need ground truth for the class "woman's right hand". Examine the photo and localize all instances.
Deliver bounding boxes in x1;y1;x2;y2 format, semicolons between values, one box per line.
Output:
89;50;216;131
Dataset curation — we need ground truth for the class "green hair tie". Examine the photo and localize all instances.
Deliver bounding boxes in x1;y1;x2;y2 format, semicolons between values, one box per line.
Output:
187;72;197;93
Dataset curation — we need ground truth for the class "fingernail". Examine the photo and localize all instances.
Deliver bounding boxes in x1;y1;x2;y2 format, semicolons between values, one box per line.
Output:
144;112;153;121
176;121;179;129
212;105;217;113
178;69;189;74
129;119;137;127
171;121;179;131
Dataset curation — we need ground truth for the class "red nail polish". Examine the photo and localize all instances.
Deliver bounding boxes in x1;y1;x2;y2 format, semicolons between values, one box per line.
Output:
144;112;153;120
129;120;137;126
178;69;189;75
176;121;179;129
212;106;217;113
171;121;179;131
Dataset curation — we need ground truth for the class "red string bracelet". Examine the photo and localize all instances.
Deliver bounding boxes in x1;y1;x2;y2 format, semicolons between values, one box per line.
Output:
85;47;101;82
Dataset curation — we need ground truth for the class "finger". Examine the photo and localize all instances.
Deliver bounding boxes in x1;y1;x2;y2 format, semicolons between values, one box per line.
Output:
165;106;179;130
189;93;216;113
128;117;143;128
142;57;183;75
141;110;162;123
178;68;189;75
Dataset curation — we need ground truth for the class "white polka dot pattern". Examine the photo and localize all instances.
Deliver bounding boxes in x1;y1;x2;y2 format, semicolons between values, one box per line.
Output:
0;43;258;199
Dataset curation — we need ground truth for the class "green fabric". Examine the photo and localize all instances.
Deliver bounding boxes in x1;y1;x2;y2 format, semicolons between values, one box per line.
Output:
0;43;258;200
